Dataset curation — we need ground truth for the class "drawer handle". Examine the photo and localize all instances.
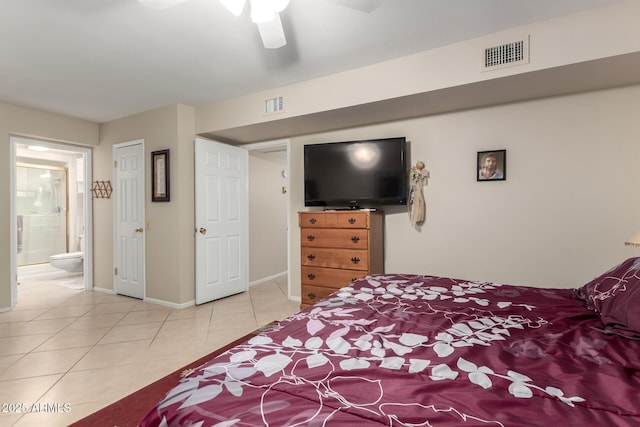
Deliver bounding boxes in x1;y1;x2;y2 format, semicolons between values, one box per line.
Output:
351;257;361;264
351;236;360;243
307;254;316;261
348;217;356;224
307;234;315;241
352;277;359;281
307;273;316;280
308;292;317;300
309;218;317;224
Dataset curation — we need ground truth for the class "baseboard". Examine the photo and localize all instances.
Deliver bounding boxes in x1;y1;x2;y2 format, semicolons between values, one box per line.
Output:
250;271;287;287
93;287;115;295
144;296;195;310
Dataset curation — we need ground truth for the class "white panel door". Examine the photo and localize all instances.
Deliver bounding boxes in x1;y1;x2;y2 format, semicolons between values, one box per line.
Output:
195;137;248;304
114;141;145;299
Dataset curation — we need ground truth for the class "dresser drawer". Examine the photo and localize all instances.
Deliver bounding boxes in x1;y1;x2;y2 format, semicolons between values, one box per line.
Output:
326;211;370;228
301;284;337;306
301;266;365;288
299;212;327;228
299;211;371;229
301;247;368;270
301;228;369;249
299;210;383;311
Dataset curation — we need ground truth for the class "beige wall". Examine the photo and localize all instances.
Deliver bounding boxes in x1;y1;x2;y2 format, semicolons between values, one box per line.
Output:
289;85;640;299
0;102;98;310
248;152;288;282
96;104;195;305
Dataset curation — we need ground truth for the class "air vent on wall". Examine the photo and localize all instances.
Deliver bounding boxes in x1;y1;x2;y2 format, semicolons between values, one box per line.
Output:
265;96;284;114
483;36;529;71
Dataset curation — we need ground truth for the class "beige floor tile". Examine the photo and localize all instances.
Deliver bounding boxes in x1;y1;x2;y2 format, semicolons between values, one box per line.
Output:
211;299;255;317
209;311;257;332
66;312;126;330
6;274;298;424
214;291;251;304
118;308;171;325
206;326;256;349
40;366;133;406
0;354;24;373
35;327;111;352
0;413;22;426
0;321;26;338
34;305;93;320
0;309;49;323
0;334;54;356
0;346;92;381
0;374;63;407
13;317;77;336
71;340;152;371
155;316;211;339
88;301;139;314
166;303;213;320
255;309;294;327
97;321;163;345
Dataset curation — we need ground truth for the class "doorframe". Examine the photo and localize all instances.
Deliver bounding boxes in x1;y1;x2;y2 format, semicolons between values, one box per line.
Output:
112;139;146;298
9;136;94;307
241;139;292;299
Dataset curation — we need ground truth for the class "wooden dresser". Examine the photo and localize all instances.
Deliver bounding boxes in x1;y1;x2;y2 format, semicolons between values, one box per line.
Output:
299;210;383;309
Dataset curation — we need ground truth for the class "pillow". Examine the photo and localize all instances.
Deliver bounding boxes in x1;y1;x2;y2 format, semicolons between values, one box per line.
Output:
575;257;640;339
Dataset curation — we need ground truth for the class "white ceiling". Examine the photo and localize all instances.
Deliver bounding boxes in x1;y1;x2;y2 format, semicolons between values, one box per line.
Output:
0;0;620;124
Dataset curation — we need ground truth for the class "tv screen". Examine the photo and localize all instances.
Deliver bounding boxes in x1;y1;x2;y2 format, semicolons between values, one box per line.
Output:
304;137;408;209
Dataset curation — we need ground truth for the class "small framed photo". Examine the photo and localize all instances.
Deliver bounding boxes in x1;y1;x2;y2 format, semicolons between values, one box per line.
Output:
477;149;506;181
152;149;170;202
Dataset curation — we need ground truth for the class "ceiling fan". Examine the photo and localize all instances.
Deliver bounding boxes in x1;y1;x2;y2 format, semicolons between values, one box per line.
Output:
137;0;290;49
137;0;382;49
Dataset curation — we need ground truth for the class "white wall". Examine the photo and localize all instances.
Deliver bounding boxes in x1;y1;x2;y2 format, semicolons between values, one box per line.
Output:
290;85;640;298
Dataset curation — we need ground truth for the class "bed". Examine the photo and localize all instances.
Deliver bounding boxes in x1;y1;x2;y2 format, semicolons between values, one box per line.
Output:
139;258;640;426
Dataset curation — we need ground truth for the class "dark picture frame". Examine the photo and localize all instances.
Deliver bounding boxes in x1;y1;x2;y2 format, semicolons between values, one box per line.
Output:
152;149;170;202
477;149;506;181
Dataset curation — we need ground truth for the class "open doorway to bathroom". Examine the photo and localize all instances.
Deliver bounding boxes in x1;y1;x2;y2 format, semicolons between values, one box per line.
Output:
10;136;93;306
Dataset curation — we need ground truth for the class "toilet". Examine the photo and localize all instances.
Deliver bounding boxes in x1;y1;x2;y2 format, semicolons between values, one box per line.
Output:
49;234;84;273
49;251;84;273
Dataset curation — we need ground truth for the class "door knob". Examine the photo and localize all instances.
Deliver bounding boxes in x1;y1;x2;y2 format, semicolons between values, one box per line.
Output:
199;227;207;234
135;227;144;233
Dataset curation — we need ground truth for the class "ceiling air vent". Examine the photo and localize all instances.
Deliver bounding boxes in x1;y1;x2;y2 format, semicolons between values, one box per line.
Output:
265;96;284;114
483;36;529;71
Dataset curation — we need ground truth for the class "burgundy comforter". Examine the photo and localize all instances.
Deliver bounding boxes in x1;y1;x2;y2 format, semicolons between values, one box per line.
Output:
139;274;640;426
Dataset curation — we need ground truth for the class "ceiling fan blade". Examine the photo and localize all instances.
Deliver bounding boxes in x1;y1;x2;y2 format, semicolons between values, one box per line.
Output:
137;0;189;10
256;14;287;49
330;0;383;13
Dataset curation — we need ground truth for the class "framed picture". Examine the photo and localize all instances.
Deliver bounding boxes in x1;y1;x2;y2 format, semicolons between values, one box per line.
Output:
477;149;506;181
152;149;170;202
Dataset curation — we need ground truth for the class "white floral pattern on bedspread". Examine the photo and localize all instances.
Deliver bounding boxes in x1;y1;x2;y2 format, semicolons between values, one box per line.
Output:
139;274;640;426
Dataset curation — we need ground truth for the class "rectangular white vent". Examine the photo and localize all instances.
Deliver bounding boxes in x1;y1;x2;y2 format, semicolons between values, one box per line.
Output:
265;96;283;114
483;37;529;71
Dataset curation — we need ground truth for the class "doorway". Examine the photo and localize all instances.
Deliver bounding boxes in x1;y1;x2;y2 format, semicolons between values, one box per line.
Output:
10;136;93;306
244;139;291;298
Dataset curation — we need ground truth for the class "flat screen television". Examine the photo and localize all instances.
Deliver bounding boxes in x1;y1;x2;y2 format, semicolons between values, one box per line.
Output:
304;137;408;209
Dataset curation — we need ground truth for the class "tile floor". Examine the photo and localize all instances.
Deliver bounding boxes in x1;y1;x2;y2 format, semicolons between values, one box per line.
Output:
0;269;299;426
